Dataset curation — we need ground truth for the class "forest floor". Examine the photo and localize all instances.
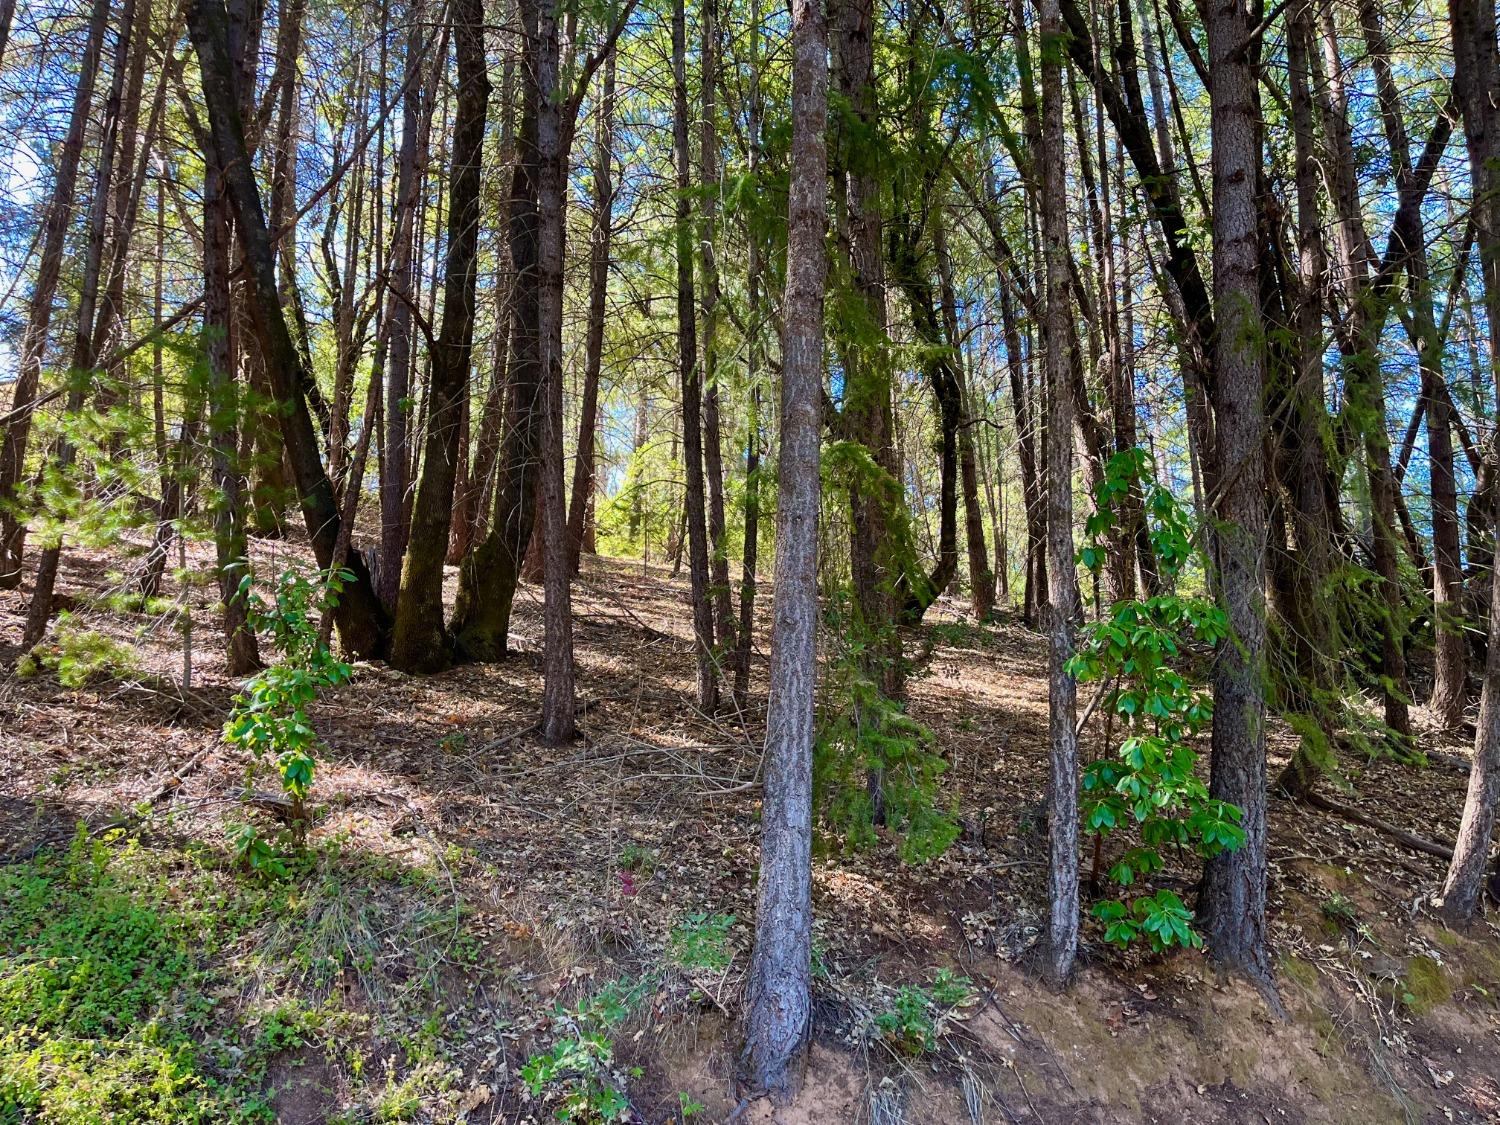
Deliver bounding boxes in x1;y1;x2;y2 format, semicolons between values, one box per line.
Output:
4;534;1500;1124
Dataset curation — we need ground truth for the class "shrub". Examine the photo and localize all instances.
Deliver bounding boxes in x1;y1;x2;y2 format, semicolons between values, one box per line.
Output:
873;969;974;1055
1072;449;1245;952
224;566;354;843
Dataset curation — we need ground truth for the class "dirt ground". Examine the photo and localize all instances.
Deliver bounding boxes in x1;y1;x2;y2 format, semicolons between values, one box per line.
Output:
4;531;1500;1124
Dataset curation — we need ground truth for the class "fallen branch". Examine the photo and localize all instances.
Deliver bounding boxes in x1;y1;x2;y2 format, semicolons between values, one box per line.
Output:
1305;791;1452;861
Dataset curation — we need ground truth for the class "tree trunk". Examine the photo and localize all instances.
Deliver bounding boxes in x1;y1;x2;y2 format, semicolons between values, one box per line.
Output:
388;0;488;673
742;0;825;1091
535;0;577;744
835;0;901;697
1437;0;1500;924
188;0;389;658
674;0;718;713
205;154;263;674
450;10;543;663
0;0;110;589
1039;0;1081;989
566;47;616;574
23;0;139;648
700;0;735;657
1197;0;1271;982
378;7;436;611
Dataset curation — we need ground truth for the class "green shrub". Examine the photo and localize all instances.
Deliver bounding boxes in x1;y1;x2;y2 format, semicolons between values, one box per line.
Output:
669;912;735;972
224;567;354;843
873;969;974;1054
15;613;139;688
1071;450;1245;952
521;982;648;1123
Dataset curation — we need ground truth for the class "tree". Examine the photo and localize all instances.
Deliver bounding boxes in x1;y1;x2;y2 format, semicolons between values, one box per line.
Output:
673;0;718;713
188;0;390;658
0;0;111;589
1196;0;1271;982
1437;0;1500;924
389;0;488;674
742;0;827;1093
1038;0;1081;989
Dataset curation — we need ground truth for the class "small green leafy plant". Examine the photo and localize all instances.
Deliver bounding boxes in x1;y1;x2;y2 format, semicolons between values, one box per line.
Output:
1071;450;1245;952
669;912;735;972
224;566;354;844
521;981;648;1123
872;968;974;1054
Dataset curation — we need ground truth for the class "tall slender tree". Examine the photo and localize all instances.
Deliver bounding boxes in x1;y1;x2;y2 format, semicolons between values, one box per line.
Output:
742;0;826;1091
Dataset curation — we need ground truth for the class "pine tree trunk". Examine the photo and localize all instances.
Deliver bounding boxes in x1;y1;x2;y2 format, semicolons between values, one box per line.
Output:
1039;0;1081;989
835;0;901;697
188;0;390;658
24;0;139;647
1437;0;1500;924
378;7;436;610
742;0;825;1090
451;9;544;663
535;0;577;743
699;0;735;658
565;48;616;574
1197;0;1271;981
673;0;718;713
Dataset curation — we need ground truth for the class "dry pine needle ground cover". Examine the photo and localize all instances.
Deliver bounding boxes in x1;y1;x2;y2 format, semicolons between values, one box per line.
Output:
2;533;1500;1123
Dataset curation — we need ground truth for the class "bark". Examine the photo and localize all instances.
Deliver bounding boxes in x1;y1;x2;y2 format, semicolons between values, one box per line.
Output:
451;104;543;662
674;0;719;713
188;0;389;658
378;7;437;610
1197;0;1271;982
1438;0;1500;924
565;48;616;574
1272;7;1343;800
0;0;111;589
733;9;767;709
937;213;994;620
388;0;488;673
1039;0;1081;989
205;152;263;674
835;0;901;697
742;0;825;1091
535;0;577;743
23;0;139;649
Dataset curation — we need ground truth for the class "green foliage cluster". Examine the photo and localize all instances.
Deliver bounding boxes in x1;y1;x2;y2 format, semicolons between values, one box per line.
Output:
1070;450;1245;952
15;612;139;688
11;372;162;556
668;912;735;972
814;606;959;864
521;980;650;1124
0;829;264;1123
872;968;974;1055
224;567;354;842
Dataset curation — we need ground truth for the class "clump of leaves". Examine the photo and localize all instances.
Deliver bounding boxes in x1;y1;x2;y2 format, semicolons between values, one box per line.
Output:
521;981;648;1123
872;969;974;1055
227;823;290;880
669;912;735;972
1071;449;1245;953
617;842;656;874
15;612;139;688
1321;891;1358;929
224;566;354;844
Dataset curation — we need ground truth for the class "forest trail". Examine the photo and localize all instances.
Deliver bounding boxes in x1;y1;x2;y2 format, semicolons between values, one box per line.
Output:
3;537;1500;1123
